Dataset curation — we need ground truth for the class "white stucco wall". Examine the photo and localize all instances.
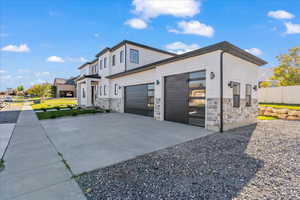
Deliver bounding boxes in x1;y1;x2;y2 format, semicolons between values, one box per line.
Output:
126;44;174;71
223;53;259;99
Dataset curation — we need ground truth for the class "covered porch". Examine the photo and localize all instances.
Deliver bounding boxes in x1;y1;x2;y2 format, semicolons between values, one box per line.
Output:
75;75;101;107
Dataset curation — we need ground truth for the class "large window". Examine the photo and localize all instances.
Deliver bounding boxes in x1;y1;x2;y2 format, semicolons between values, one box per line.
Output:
246;84;252;106
147;84;154;108
130;49;139;64
100;60;103;70
188;71;206;127
99;85;102;96
104;57;107;68
233;82;240;108
112;55;116;66
120;50;124;63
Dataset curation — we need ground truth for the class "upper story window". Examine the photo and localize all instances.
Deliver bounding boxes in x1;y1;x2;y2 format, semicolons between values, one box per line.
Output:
233;82;240;108
100;60;103;70
99;85;102;96
246;84;252;107
104;57;107;68
120;50;124;63
112;55;116;66
130;49;139;64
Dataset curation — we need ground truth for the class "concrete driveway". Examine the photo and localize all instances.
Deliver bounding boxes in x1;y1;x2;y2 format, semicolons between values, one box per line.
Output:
41;113;213;175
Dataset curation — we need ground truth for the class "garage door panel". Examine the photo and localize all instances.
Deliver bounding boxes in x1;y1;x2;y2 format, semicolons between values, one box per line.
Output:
164;71;206;127
164;73;189;124
125;84;154;117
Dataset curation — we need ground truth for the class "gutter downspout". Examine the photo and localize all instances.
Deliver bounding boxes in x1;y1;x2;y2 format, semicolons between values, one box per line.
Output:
220;51;226;133
125;43;127;72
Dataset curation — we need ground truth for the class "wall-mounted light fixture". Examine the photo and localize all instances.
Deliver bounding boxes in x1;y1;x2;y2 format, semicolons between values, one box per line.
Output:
156;80;160;85
228;81;234;88
253;85;258;91
210;72;215;79
118;86;122;90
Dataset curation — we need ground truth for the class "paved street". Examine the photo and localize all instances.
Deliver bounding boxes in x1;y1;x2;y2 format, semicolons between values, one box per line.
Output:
0;103;22;159
0;103;86;200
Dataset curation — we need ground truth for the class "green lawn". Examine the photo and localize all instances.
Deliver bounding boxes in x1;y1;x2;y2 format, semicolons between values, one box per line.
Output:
36;109;104;120
31;98;77;110
259;104;300;110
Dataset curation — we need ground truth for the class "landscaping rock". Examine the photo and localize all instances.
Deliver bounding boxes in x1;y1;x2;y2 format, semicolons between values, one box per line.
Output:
287;115;300;121
288;110;300;117
276;109;289;114
264;111;273;116
277;114;288;120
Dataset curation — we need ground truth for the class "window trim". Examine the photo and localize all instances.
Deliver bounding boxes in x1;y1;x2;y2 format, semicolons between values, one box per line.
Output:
232;82;240;108
120;50;123;63
245;84;252;107
104;57;107;68
130;49;139;64
112;55;116;66
114;84;118;95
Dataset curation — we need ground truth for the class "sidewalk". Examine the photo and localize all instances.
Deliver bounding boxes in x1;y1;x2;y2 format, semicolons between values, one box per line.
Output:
0;103;86;200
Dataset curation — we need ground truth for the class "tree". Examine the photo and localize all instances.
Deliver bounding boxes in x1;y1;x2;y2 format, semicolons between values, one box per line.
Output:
260;81;271;88
27;83;52;102
271;46;300;86
16;85;24;96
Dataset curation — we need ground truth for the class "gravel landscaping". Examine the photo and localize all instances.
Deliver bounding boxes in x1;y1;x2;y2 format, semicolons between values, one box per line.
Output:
76;120;300;200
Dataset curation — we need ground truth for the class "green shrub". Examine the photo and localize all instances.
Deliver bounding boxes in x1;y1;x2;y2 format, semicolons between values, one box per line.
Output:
67;105;73;110
50;115;57;119
42;108;47;112
105;109;111;113
54;106;60;111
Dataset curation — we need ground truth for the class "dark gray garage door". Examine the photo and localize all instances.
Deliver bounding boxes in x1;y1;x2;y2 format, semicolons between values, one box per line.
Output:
164;71;206;127
125;83;154;117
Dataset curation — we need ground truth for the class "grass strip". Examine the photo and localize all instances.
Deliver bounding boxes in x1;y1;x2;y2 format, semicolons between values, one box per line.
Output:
36;109;103;120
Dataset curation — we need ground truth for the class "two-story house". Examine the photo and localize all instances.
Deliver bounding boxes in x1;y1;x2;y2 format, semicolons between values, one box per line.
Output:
75;40;267;132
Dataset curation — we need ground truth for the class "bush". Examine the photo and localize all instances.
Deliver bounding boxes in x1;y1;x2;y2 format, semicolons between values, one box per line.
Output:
54;106;60;111
72;112;78;116
105;109;111;113
67;105;73;110
42;108;47;112
50;115;56;119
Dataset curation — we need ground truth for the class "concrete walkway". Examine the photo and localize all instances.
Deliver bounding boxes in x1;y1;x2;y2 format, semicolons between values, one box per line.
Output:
0;103;86;200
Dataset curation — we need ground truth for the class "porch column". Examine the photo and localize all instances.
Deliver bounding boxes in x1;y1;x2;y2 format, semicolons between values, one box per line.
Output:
86;79;92;106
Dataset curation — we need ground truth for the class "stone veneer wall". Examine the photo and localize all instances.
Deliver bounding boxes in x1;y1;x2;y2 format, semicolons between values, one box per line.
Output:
154;98;161;120
110;98;123;112
206;98;258;131
95;98;110;110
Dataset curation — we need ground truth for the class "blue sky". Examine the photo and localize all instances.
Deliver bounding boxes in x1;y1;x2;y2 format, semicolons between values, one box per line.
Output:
0;0;299;91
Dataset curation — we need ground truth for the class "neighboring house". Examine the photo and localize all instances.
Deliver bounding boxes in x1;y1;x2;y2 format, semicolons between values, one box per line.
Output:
75;40;267;131
53;77;77;98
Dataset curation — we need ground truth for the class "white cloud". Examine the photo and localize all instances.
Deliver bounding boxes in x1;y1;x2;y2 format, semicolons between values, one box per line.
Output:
125;18;148;29
93;33;100;38
0;70;6;74
245;48;263;56
17;69;30;73
132;0;200;19
35;72;50;77
0;75;11;80
46;56;64;63
1;44;30;52
66;57;87;63
165;41;200;54
169;20;214;37
285;22;300;34
268;10;295;19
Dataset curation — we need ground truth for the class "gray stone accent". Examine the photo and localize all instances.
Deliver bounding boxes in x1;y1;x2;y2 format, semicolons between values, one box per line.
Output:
95;98;110;110
154;98;161;120
206;98;258;131
110;98;123;112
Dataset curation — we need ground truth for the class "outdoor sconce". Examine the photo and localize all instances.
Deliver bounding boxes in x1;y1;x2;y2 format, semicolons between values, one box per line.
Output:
156;80;160;85
210;72;215;79
253;85;258;91
118;86;122;90
228;81;234;88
